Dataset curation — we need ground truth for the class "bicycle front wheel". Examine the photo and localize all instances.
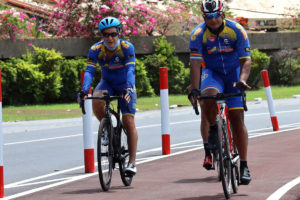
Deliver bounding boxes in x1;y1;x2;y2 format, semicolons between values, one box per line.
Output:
217;115;232;199
118;124;133;186
97;118;113;191
231;145;239;193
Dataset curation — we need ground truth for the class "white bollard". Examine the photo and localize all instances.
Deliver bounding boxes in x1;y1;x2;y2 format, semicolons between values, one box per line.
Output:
261;70;279;131
81;72;95;173
0;71;4;197
160;67;170;155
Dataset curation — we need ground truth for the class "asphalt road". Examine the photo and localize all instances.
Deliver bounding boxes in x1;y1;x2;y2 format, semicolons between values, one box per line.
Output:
2;97;300;199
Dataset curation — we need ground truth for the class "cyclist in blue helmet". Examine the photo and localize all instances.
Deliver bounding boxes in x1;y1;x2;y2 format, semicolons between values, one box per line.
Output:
78;16;138;175
188;0;252;185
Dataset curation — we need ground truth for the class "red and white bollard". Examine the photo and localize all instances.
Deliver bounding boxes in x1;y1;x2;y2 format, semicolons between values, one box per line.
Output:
261;70;279;131
160;67;170;155
0;71;4;197
81;72;95;173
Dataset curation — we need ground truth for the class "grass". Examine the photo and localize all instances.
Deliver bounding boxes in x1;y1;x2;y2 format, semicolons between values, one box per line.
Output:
2;85;300;122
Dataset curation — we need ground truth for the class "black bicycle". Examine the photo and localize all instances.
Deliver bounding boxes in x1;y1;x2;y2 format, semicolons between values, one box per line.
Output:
191;90;247;199
81;93;133;191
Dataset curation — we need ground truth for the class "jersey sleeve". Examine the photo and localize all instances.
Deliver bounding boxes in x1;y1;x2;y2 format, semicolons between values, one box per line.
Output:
82;46;98;93
123;42;136;88
189;26;203;61
235;23;251;59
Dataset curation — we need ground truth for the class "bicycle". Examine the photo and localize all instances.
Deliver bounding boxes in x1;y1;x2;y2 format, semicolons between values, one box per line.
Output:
80;92;133;191
191;89;247;199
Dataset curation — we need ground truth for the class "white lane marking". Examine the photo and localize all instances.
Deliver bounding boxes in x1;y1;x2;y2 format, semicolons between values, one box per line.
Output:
4;134;82;146
6;177;70;188
266;176;300;200
4;109;300;146
4;126;300;200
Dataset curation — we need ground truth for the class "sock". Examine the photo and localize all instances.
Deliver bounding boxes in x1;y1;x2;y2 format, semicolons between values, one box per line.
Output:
240;160;248;168
204;142;210;156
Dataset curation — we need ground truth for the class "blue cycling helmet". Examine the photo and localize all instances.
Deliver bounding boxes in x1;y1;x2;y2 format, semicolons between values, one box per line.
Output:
99;17;121;33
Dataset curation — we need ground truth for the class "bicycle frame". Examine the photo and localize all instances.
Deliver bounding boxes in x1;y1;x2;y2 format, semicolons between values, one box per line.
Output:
191;91;247;198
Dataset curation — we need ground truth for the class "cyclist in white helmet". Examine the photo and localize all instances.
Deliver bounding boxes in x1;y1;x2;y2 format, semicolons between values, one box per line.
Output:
188;0;252;185
78;16;138;175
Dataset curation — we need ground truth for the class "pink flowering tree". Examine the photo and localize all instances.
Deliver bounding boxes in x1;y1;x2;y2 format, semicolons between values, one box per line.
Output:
47;0;202;38
0;8;44;40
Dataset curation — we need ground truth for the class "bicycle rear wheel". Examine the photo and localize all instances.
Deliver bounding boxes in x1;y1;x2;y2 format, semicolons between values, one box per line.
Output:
217;115;232;199
97;118;113;191
118;124;133;186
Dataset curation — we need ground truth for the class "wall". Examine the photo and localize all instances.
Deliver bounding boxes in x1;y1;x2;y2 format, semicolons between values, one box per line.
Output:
0;32;299;59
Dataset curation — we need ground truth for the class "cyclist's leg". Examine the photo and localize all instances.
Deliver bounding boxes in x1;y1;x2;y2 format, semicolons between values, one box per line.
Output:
92;79;114;121
118;87;138;174
200;68;223;169
122;114;138;165
225;67;251;184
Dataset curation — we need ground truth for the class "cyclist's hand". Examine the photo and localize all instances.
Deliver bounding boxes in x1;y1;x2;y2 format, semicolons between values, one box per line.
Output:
123;88;134;104
234;80;251;91
77;90;88;104
188;89;200;105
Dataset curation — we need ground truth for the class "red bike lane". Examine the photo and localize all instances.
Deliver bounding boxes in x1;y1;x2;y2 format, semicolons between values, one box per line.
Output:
15;129;300;200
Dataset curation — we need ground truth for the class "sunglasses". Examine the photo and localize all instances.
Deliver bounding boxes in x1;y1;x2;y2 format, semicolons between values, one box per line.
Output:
204;12;221;19
102;32;119;38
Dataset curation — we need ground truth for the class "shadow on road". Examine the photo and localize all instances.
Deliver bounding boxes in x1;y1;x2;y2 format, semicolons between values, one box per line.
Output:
175;176;218;184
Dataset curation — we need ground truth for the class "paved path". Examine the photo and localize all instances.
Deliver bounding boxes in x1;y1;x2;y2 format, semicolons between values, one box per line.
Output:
15;129;300;200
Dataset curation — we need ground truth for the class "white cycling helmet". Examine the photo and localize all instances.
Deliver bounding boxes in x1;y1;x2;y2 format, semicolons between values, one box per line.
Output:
201;0;224;14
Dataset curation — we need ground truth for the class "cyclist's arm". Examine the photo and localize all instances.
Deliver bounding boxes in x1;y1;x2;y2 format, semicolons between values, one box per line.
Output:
82;48;98;93
121;41;136;89
189;25;204;90
190;59;202;90
235;23;251;83
239;57;251;82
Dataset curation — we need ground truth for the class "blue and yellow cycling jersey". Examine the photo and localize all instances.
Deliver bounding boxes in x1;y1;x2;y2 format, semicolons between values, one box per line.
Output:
189;19;251;75
82;39;136;93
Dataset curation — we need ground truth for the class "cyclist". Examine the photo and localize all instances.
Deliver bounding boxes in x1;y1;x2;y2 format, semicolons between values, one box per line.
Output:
188;0;252;185
77;16;138;175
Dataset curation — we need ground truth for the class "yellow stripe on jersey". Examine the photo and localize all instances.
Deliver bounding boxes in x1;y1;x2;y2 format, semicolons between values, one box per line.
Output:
228;107;244;111
125;62;135;66
87;62;96;67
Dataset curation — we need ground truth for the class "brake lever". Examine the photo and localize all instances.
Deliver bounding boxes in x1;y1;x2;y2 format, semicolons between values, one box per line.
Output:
241;90;248;112
80;99;86;115
193;94;199;115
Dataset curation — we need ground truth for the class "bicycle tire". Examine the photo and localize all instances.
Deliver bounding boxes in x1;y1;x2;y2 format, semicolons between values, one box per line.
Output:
231;145;239;193
217;115;232;199
97;118;113;191
118;124;133;186
212;149;221;181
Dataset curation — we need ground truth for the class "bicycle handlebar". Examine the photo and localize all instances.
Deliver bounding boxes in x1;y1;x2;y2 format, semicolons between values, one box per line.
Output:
191;89;248;115
80;94;131;115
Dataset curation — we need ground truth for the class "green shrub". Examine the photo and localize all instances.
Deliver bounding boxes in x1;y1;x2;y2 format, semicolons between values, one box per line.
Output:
248;49;270;89
135;58;155;97
269;49;300;85
0;58;44;105
59;57;87;102
142;36;189;95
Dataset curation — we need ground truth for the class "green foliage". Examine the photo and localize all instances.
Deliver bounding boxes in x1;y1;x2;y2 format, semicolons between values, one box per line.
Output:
248;49;270;89
269;49;300;85
29;46;63;102
59;57;87;102
135;58;155;97
0;58;45;105
0;47;66;105
142;36;189;95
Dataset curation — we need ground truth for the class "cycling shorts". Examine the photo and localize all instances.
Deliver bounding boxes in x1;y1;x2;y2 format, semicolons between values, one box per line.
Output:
94;79;137;115
200;67;244;110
